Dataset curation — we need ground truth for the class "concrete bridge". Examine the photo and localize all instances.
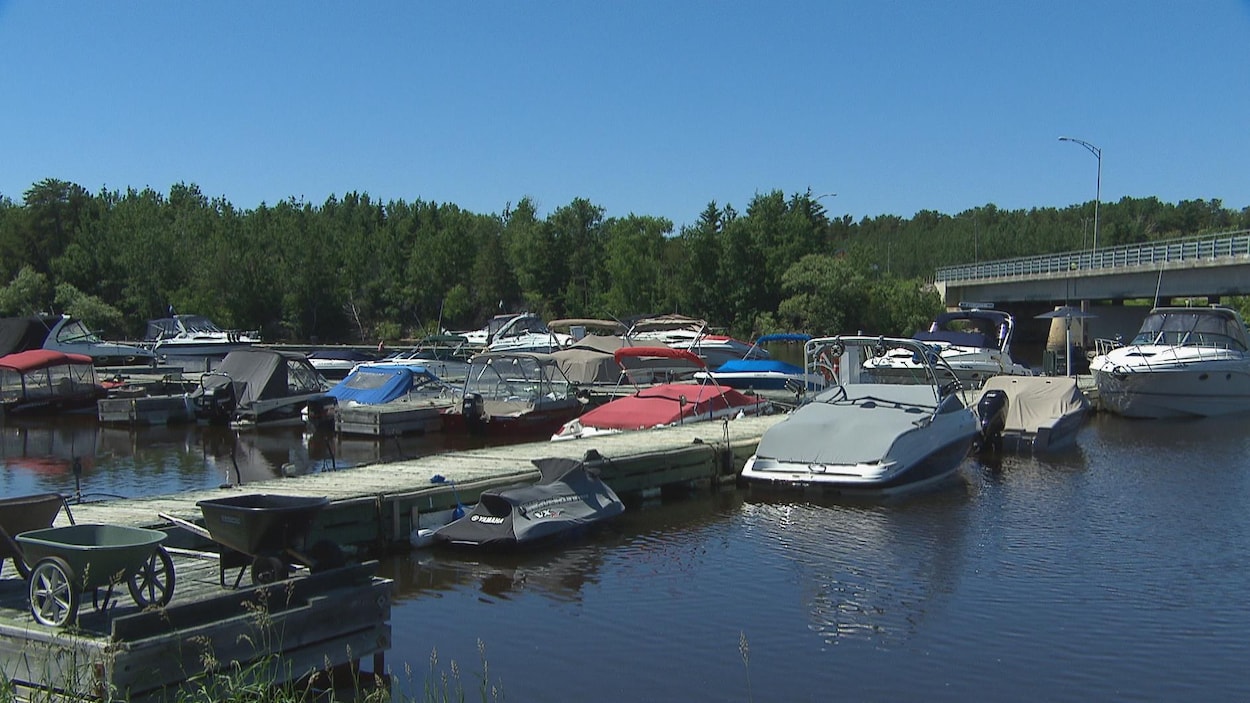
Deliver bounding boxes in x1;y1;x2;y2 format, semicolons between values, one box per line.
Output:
931;229;1250;362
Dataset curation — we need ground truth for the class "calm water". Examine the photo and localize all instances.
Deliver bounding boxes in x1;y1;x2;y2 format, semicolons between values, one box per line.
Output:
5;411;1250;701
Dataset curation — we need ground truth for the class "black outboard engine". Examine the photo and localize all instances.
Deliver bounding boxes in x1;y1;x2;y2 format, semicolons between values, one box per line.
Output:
976;389;1009;452
461;392;486;434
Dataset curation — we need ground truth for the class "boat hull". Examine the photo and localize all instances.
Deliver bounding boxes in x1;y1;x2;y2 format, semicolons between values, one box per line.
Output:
741;433;974;496
1092;364;1250;418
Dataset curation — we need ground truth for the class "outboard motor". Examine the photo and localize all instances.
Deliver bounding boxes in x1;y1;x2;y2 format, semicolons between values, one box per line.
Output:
461;392;486;434
975;389;1009;452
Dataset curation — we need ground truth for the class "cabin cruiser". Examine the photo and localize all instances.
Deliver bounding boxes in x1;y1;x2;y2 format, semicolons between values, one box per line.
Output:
143;314;259;359
552;347;772;441
626;314;766;370
1089;305;1250;418
0;314;155;367
862;306;1031;389
458;313;573;354
741;336;1003;496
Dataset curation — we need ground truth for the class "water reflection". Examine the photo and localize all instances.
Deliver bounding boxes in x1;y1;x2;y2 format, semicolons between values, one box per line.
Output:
0;414;497;500
740;483;972;648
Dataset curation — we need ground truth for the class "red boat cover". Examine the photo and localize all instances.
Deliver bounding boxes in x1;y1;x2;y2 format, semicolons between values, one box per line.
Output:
613;346;706;367
578;383;760;430
0;349;95;372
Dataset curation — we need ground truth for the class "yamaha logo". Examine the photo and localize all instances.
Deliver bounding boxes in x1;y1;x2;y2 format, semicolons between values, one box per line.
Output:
471;515;506;524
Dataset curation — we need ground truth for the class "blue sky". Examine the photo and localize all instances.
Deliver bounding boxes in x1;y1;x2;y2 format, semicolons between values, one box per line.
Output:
2;1;1248;231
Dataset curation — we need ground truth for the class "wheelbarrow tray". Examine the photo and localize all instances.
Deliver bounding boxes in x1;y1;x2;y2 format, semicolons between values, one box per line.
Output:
0;493;66;563
196;494;328;557
15;524;166;590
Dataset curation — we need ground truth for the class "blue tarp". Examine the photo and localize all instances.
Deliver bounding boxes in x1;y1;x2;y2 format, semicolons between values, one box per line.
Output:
326;365;443;405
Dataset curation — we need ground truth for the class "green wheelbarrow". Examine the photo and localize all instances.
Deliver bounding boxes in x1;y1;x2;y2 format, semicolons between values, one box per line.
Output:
14;523;176;628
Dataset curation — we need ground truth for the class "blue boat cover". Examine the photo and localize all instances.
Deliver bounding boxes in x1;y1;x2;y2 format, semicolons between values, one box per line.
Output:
715;359;805;375
326;365;440;405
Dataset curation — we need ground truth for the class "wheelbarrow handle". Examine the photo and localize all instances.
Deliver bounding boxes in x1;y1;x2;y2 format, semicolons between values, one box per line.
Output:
158;512;213;540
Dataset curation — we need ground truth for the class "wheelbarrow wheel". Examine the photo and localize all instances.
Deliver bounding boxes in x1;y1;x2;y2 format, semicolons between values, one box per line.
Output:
29;556;79;628
128;546;176;608
250;555;290;585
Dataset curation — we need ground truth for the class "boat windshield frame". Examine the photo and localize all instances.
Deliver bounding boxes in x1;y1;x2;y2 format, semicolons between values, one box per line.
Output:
804;335;965;405
1128;308;1250;351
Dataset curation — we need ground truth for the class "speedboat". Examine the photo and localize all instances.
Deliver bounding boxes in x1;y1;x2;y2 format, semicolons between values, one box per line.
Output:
741;336;1001;496
1089;305;1250;418
0;350;106;415
552;347;773;441
625;314;767;370
704;333;827;393
973;375;1089;452
442;351;583;436
188;348;335;429
431;457;625;549
862;305;1032;389
144;314;259;359
367;334;476;383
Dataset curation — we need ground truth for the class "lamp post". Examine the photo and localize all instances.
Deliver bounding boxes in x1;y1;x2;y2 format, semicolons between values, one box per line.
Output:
1059;136;1101;263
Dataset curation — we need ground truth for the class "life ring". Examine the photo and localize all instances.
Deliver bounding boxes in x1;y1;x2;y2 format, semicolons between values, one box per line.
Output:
816;349;841;382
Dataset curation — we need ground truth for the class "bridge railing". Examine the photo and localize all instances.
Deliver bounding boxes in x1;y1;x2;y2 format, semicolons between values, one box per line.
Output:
934;229;1250;283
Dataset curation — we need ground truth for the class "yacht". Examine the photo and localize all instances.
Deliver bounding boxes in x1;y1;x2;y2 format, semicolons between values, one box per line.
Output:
862;305;1032;389
1089;305;1250;418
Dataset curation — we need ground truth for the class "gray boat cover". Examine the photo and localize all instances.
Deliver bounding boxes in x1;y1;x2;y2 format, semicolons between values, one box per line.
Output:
755;384;938;465
190;348;322;408
433;457;624;548
978;375;1088;434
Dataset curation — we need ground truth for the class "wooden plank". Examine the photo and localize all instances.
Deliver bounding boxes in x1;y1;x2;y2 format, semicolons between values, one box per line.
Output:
110;561;378;641
106;580;391;697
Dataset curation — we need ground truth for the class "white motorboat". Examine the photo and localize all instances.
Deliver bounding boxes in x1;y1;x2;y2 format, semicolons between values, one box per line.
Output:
144;314;259;359
862;305;1032;389
741;336;1000;496
1089;305;1250;418
0;314;155;366
626;313;767;370
459;313;573;354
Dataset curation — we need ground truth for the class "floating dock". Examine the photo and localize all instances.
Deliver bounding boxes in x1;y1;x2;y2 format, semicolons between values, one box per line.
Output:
333;397;456;436
1;414;785;700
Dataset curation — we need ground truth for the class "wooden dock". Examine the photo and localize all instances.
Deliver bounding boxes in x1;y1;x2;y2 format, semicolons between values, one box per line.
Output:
333;397;455;437
1;415;784;699
0;554;389;701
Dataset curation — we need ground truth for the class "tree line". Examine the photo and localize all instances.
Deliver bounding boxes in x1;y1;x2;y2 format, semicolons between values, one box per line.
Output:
0;178;1246;344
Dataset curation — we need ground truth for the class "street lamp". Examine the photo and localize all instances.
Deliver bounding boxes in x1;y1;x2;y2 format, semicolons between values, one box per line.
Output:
1059;136;1101;262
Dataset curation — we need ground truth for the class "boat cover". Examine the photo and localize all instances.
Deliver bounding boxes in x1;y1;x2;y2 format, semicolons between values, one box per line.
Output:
978;375;1088;434
326;364;447;405
714;359;805;376
433;457;624;547
754;384;938;465
0;317;54;356
190;348;323;407
0;349;95;372
576;382;759;430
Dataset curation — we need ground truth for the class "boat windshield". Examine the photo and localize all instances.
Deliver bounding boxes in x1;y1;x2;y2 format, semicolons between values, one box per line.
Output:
54;319;102;344
1130;310;1249;351
806;336;956;401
